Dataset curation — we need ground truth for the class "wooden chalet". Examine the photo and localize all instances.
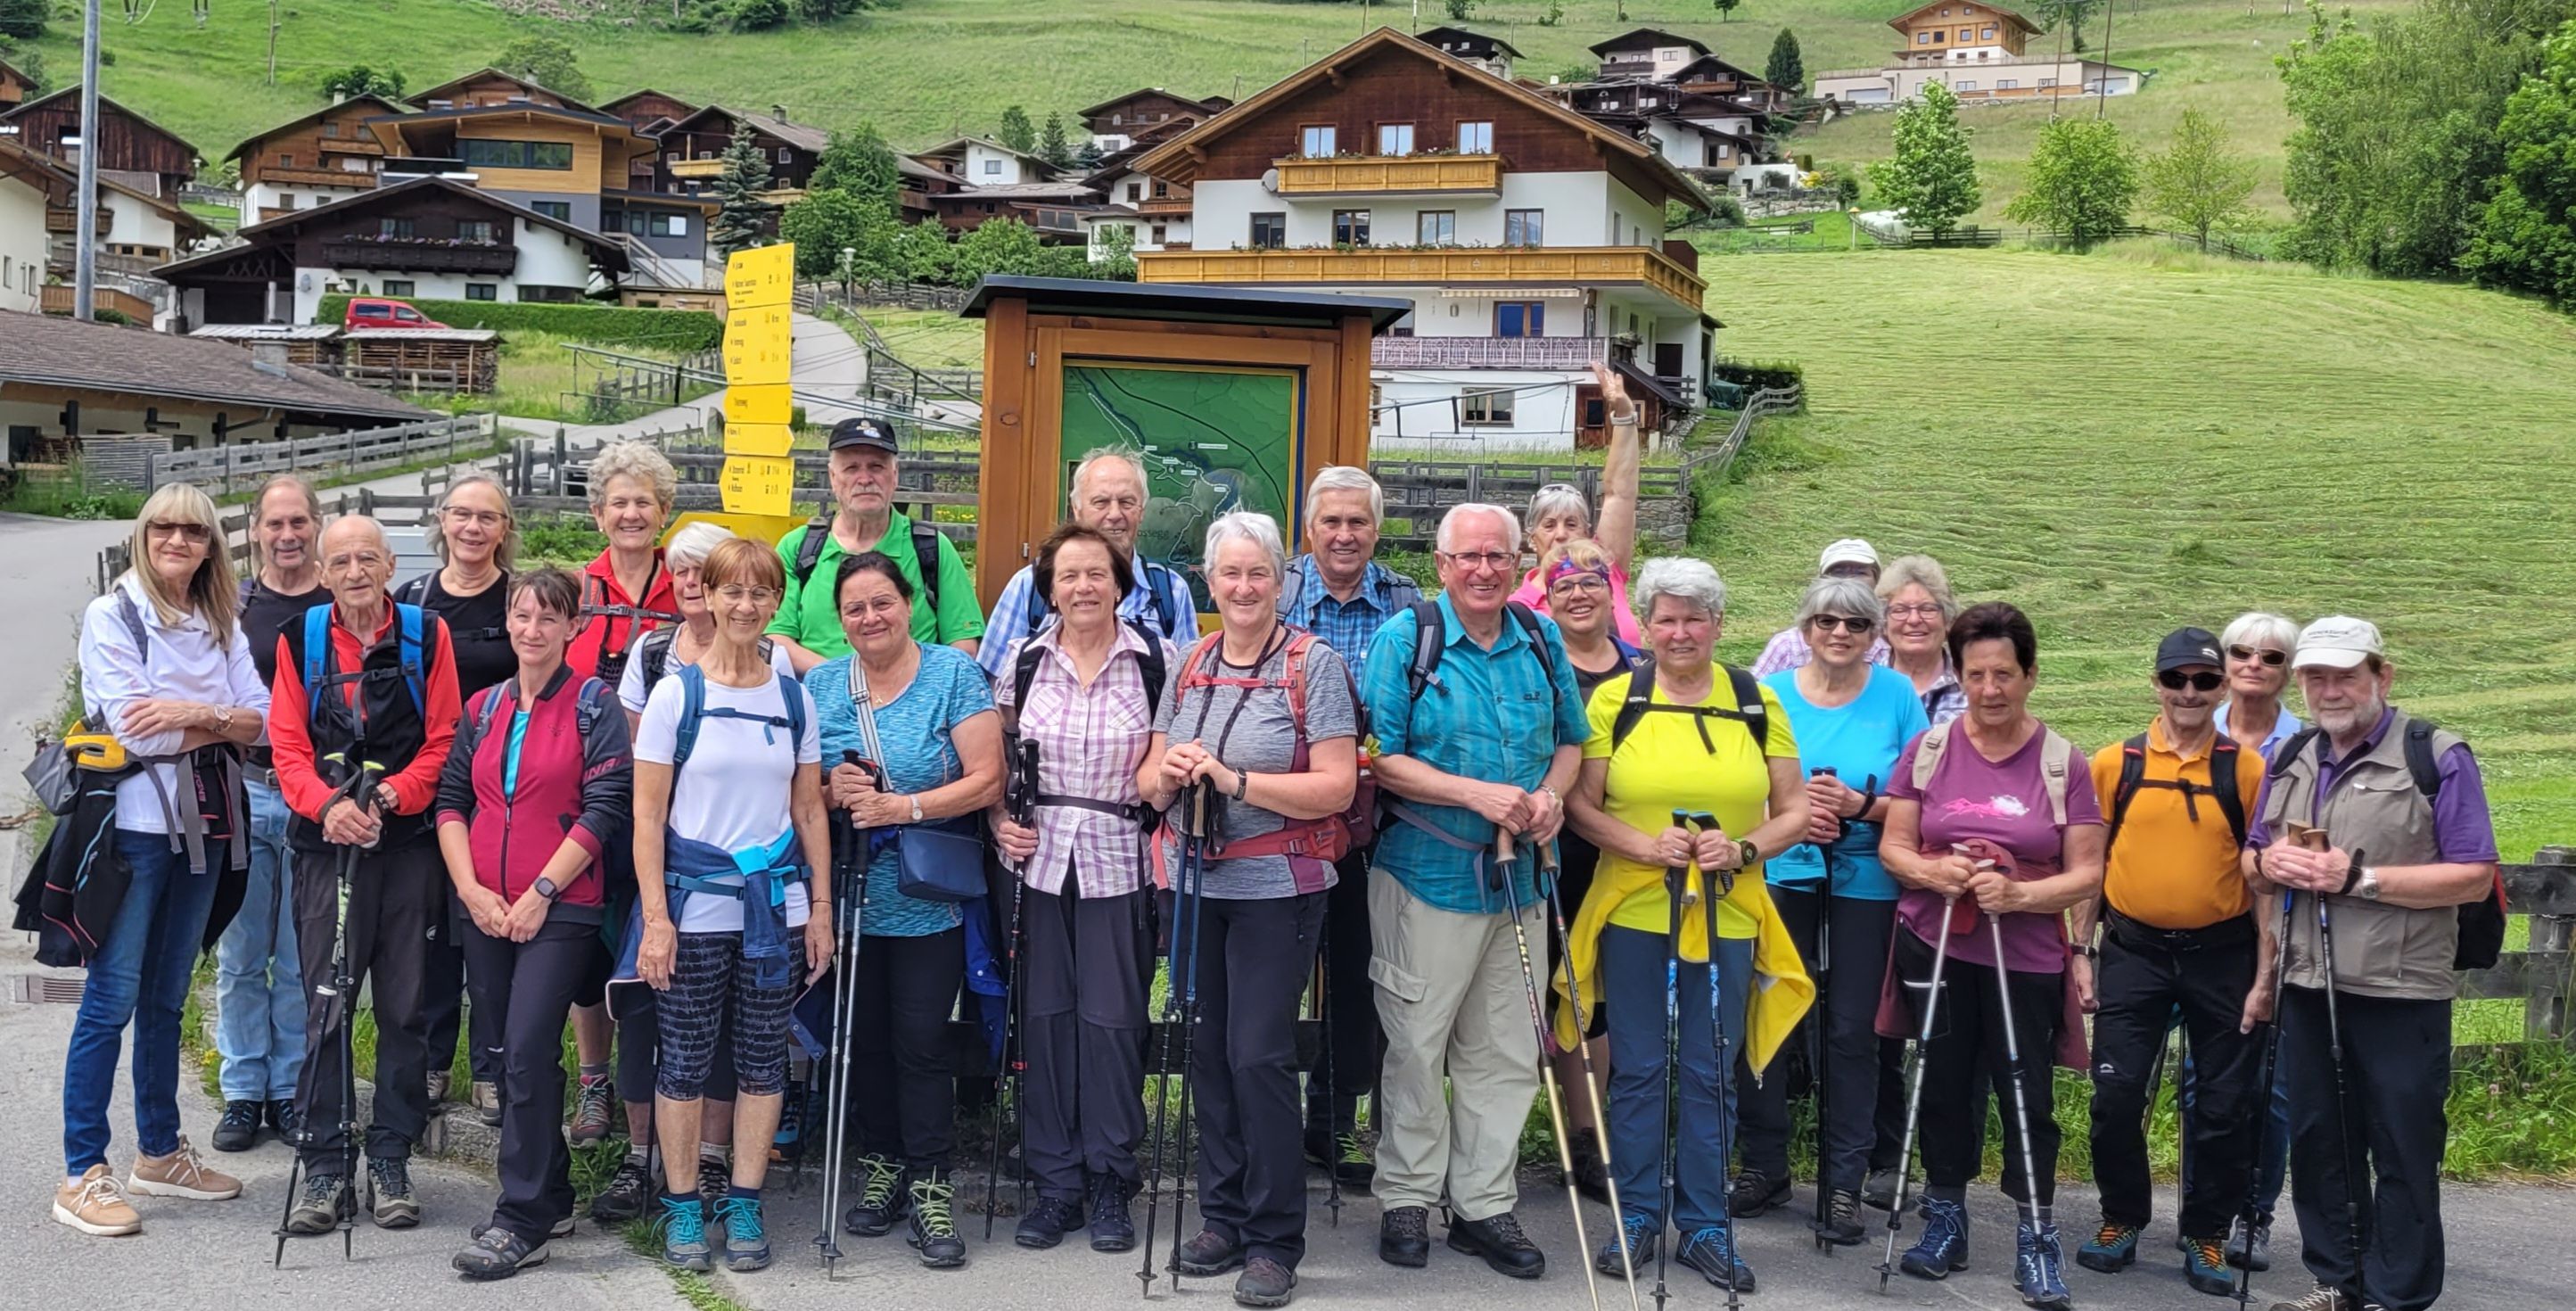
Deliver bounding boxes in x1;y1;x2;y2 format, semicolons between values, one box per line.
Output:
647;103;829;200
0;87;202;198
226;94;405;225
1588;28;1713;81
0;57;35;108
406;67;595;113
1413;26;1523;79
597;88;701;135
1076;87;1225;150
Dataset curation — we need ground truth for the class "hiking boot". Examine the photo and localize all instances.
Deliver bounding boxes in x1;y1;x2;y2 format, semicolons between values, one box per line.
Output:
471;1081;501;1127
1899;1195;1970;1280
284;1171;349;1235
1814;1187;1867;1246
695;1158;728;1216
1086;1172;1136;1252
591;1157;654;1223
266;1099;298;1141
52;1164;141;1237
716;1194;770;1272
2014;1220;2073;1311
2267;1288;2353;1311
843;1155;908;1236
212;1100;265;1152
1175;1227;1247;1277
568;1076;613;1144
473;1215;575;1241
1678;1224;1756;1292
2229;1215;2273;1272
1596;1210;1658;1278
2185;1234;2236;1296
1728;1167;1791;1217
1863;1166;1901;1210
1446;1210;1545;1279
128;1136;242;1200
1015;1193;1082;1249
1303;1124;1376;1187
428;1069;452;1106
907;1170;966;1267
1235;1255;1298;1307
659;1194;711;1272
453;1225;549;1280
366;1155;419;1229
2077;1220;2140;1274
1568;1128;1611;1206
1378;1204;1430;1267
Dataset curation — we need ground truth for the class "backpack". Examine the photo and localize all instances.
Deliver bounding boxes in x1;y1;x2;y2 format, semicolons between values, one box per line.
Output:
793;517;942;614
1401;598;1557;703
468;674;612;751
577;566;680;688
634;626;780;702
1011;617;1168;727
1173;629;1370;861
301;602;429;720
670;661;808;778
1027;557;1182;639
2269;721;2506;971
1911;717;2079;828
2108;733;2247;852
1608;662;1769;756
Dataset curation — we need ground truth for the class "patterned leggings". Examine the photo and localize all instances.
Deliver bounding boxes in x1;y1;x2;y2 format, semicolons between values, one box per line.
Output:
655;932;795;1101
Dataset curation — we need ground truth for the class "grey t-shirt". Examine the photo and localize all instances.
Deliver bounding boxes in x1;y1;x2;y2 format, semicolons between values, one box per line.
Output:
1154;634;1359;899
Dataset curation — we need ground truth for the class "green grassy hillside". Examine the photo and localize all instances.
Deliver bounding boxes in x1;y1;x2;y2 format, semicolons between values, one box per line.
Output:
1697;243;2576;859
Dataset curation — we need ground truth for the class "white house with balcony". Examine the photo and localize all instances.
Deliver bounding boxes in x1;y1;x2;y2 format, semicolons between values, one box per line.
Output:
1813;2;2149;104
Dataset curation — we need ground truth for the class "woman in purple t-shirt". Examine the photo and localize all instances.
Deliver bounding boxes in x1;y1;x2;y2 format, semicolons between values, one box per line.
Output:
1876;602;2106;1309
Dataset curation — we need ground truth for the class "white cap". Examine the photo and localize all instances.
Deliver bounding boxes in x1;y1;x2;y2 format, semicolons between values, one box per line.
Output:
1819;537;1881;572
2292;615;2384;670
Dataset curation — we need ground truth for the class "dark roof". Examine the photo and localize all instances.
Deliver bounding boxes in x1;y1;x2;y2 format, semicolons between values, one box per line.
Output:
598;87;701;117
1413;26;1526;59
662;103;832;153
0;87;204;163
1671;53;1763;83
157;176;630;275
1074;87;1223;120
1587;28;1713;57
0;309;429;422
405;67;598;113
222;95;407;164
962;276;1411;332
1614;359;1684;409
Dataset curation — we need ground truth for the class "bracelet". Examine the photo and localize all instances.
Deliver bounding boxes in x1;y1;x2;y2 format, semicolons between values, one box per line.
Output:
1232;771;1251;802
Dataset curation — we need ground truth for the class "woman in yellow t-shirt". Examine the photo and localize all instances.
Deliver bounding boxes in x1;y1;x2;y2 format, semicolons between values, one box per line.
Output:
1562;557;1810;1294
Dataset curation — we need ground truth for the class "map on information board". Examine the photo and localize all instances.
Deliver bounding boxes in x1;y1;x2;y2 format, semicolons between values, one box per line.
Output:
1058;362;1304;614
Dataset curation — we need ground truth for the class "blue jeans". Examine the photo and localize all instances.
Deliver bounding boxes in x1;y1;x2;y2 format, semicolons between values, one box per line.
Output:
213;781;303;1101
62;829;223;1174
1603;923;1753;1233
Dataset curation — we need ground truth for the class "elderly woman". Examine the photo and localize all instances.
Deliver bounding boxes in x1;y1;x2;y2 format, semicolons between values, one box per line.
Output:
991;524;1180;1254
53;484;268;1236
1742;575;1928;1239
436;569;631;1279
570;441;681;688
1511;363;1642;646
1561;557;1809;1295
1879;601;2105;1311
629;539;835;1274
1879;555;1965;727
815;551;1004;1270
1138;511;1358;1309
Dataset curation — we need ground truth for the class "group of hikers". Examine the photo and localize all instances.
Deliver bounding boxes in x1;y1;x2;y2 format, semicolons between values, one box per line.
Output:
27;364;2498;1311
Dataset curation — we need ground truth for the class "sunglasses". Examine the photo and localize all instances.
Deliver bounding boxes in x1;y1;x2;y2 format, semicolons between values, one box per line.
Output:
1811;614;1876;634
2228;644;2288;667
2158;670;2226;692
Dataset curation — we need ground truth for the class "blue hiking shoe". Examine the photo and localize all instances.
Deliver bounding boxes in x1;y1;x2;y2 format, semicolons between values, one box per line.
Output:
1899;1196;1970;1281
1595;1210;1658;1279
1677;1225;1755;1292
2183;1234;2236;1297
2077;1220;2140;1274
717;1194;770;1272
659;1194;712;1272
2016;1220;2073;1310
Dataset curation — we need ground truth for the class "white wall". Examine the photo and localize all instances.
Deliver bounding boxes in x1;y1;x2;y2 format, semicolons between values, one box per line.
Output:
103;198;180;254
962;143;1027;186
1370;368;1584;451
1189;170;1634;251
514;218;593;290
241;181;370;227
0;177;46;315
288;223;597;322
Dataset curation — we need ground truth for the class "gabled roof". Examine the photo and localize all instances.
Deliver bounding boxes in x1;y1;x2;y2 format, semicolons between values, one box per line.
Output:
0;309;430;422
661;103;832;154
0;136;74;194
374;101;634;132
0;86;203;163
1130;27;1709;211
1414;26;1526;59
911;135;1065;178
0;56;35;89
1888;1;2041;34
1074;87;1223;120
1670;54;1763;84
1588;28;1712;57
405;67;597;113
222;95;407;164
163;175;629;273
598;88;700;118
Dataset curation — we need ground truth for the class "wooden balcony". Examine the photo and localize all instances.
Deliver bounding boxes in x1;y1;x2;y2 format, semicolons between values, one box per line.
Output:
1371;335;1609;369
259;167;379;190
1273;153;1502;197
1140;244;1708;311
319;137;385;156
668;157;727;179
320;239;517;275
1137;196;1194;215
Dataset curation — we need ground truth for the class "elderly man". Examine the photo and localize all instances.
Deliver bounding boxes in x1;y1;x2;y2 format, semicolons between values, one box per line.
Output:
977;446;1197;677
267;515;462;1235
1749;538;1891;678
2069;628;2267;1296
2245;617;2500;1311
1360;502;1587;1280
771;416;983;670
1277;466;1420;1187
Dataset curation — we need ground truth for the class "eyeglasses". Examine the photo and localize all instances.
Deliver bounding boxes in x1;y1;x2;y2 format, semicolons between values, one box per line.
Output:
147;521;212;543
1438;550;1518;573
1885;603;1943;620
1811;614;1876;634
1549;574;1609;595
2228;645;2288;667
2158;670;2226;692
442;507;507;528
715;585;782;606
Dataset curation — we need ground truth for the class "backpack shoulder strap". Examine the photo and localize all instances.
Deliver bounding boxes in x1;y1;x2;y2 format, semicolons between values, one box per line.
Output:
1281;631;1317;738
1722;664;1767;753
1023;566;1054;637
1610;660;1658;754
910;521;942;613
301;604;331;694
2210;736;2248;848
2039;727;2076;829
470;680;508;747
1144;560;1181;635
671;662;707;774
638;625;678;691
1127;619;1169;721
1504;599;1556;681
1911;718;1952;791
113;588;151;662
1013;639;1047;719
395;604;427;717
576;677;608;738
2402;717;2443;799
2107;733;2149;849
791;517;831;586
2269;727;2324;779
777;664;806;745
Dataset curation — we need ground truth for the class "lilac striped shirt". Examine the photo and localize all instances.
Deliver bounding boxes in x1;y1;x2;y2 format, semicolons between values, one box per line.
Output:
994;623;1181;898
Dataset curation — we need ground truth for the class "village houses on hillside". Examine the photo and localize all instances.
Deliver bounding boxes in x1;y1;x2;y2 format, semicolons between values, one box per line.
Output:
1813;1;2149;104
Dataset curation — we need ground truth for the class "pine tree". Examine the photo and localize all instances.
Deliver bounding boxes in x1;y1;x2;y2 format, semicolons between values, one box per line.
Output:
1867;82;1980;236
1040;111;1074;169
997;104;1036;155
1765;29;1805;94
710;134;778;257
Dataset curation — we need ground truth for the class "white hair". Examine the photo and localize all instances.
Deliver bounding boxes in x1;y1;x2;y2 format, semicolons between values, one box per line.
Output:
1634;556;1727;620
1436;501;1522;555
1876;553;1956;623
588;441;678;511
1796;574;1883;630
1202;510;1286;577
1304;465;1384;523
1525;482;1592;534
1072;445;1148;499
2221;611;2300;655
664;520;737;571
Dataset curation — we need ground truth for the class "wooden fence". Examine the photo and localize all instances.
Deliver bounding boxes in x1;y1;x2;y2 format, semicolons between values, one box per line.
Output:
1681;384;1806;487
796;279;971;313
2467;847;2576;1053
91;481;436;594
1872;224;2267;260
109;415;498;497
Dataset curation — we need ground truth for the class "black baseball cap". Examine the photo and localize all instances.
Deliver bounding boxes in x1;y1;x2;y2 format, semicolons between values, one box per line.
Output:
826;416;899;453
2154;626;2225;674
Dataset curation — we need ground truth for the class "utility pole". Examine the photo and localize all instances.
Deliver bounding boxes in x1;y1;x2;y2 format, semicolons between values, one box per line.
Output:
2096;0;2115;119
267;0;282;86
73;0;102;322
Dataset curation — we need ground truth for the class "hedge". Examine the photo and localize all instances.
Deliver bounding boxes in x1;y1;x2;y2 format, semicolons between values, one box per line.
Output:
314;295;723;350
1709;357;1804;393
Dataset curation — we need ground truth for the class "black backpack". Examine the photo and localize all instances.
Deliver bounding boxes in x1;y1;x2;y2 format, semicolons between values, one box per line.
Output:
1026;557;1183;639
1401;598;1557;703
792;517;942;614
2108;733;2247;852
1011;617;1168;725
2270;721;2506;970
1608;661;1768;756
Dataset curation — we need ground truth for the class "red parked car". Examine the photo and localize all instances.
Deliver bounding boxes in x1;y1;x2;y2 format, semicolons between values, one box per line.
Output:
343;297;449;330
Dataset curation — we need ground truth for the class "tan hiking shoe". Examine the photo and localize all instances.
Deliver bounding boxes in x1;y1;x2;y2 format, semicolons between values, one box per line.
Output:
128;1136;243;1200
53;1164;141;1236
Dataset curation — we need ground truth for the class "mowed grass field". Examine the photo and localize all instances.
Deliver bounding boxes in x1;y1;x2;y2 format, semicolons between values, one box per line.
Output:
1695;243;2576;862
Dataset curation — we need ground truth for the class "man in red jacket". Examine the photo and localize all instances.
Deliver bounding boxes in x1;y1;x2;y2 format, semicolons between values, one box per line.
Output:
268;516;460;1236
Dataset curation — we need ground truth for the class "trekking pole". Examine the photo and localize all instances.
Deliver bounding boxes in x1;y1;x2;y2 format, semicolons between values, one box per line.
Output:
1687;812;1742;1311
1137;781;1206;1295
1498;833;1603;1311
2316;851;2369;1308
1986;891;2050;1268
815;750;869;1274
274;755;380;1268
1808;769;1839;1253
1546;850;1644;1311
1651;807;1691;1311
1875;886;1963;1293
984;738;1038;1240
2234;886;2298;1311
1313;914;1341;1229
1163;781;1213;1294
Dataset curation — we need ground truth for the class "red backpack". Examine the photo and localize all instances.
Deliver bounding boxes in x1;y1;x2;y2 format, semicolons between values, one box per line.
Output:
1173;630;1373;865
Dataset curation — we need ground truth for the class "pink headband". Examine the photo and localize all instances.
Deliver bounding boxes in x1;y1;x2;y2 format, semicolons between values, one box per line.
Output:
1545;557;1610;588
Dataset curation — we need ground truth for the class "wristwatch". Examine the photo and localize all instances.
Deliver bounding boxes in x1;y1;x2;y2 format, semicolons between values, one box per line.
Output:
1232;771;1252;802
211;704;234;733
2355;866;2383;902
2073;943;2100;961
1736;838;1760;870
532;876;563;902
906;794;924;824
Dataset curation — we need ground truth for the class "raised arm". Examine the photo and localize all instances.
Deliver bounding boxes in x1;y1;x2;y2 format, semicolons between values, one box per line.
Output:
1592;360;1642;571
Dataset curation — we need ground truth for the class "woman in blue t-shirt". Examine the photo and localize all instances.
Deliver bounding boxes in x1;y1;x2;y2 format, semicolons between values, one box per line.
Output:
1742;575;1928;1241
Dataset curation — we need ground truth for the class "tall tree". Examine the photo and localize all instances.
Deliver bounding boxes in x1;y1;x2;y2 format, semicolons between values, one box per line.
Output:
1713;0;1741;19
0;0;46;40
2462;21;2576;301
492;34;593;102
1040;111;1074;169
2004;116;2138;247
779;190;898;280
2143;107;2258;250
997;104;1036;154
316;64;406;102
810;123;903;211
709;134;778;257
1444;0;1476;19
1868;82;1981;236
2035;0;2096;52
1765;29;1805;93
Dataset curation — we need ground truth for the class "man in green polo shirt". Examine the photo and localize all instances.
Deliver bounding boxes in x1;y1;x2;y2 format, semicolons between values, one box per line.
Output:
769;416;983;670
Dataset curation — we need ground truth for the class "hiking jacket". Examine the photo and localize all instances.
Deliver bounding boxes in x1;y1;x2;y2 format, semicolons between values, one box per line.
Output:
434;665;630;923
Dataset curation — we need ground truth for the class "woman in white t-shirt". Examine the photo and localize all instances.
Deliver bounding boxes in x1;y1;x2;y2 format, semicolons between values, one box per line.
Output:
629;538;835;1275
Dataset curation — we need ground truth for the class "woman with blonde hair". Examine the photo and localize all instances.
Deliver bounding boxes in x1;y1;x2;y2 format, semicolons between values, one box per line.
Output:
54;483;270;1235
570;441;682;688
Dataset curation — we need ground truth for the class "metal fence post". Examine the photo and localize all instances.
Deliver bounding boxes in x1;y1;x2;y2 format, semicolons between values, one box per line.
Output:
2531;846;2573;1046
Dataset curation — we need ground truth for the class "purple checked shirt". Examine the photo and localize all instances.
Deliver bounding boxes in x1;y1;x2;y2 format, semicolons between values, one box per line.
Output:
994;624;1183;897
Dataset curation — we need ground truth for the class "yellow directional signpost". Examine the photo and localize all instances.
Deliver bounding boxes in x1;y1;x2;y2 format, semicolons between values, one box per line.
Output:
670;243;809;546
